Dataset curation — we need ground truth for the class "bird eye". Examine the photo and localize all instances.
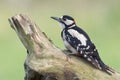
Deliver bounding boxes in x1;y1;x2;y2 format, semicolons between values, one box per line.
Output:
63;18;66;21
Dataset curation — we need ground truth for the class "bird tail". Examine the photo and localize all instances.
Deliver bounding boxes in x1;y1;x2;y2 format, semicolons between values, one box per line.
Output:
89;50;114;75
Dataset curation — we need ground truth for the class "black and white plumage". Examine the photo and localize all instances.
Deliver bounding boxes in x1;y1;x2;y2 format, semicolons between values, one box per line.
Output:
51;15;113;75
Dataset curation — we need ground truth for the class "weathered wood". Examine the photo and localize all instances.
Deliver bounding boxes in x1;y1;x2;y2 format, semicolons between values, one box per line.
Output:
9;14;120;80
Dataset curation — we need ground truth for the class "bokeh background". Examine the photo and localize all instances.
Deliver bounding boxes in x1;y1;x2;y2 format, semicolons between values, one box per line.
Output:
0;0;120;80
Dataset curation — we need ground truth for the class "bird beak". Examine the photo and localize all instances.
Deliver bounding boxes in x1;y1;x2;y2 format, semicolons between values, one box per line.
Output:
51;16;63;23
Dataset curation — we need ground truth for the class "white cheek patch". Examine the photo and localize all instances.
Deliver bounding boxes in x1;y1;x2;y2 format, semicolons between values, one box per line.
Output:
65;19;74;25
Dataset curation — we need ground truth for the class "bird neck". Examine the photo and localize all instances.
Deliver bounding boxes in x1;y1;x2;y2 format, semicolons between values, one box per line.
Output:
64;23;76;29
68;24;76;28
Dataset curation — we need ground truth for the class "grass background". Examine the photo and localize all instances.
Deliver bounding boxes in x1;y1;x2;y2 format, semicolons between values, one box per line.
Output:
0;0;120;80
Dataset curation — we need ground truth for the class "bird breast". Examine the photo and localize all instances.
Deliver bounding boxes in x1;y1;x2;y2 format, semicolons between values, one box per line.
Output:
62;30;77;54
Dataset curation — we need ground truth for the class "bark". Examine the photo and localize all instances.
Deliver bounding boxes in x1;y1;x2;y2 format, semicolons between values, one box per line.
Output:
8;14;120;80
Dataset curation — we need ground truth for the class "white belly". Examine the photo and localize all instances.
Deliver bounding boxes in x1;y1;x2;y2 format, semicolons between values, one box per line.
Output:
62;30;77;54
63;40;77;54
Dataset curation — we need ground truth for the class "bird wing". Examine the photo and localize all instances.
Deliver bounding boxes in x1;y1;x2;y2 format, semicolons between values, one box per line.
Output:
65;29;101;68
66;29;89;51
64;29;113;75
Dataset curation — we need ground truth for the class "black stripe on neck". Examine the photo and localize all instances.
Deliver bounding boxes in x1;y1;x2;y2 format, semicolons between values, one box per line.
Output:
67;22;75;27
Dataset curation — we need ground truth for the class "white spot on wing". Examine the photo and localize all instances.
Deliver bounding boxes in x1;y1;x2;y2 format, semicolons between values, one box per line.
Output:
86;46;90;49
84;54;87;57
87;58;91;61
94;49;97;51
80;51;83;54
78;44;81;46
77;46;79;51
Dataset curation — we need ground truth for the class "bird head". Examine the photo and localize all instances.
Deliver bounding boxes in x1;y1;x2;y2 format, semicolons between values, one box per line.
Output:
51;15;76;29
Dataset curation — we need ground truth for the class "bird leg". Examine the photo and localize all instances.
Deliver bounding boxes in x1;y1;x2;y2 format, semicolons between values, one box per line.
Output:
62;50;76;64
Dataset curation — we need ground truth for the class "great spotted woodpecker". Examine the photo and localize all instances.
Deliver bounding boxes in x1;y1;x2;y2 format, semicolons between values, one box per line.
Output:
51;15;114;75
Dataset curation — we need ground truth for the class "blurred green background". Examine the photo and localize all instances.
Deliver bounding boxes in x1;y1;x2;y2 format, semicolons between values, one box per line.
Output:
0;0;120;80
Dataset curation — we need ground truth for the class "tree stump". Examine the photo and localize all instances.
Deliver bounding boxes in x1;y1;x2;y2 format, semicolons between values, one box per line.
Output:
8;14;120;80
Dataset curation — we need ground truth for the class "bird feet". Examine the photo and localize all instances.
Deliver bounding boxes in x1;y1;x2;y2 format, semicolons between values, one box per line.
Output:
62;50;75;64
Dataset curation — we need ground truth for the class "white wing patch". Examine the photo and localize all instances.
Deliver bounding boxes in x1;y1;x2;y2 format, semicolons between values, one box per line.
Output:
68;29;87;46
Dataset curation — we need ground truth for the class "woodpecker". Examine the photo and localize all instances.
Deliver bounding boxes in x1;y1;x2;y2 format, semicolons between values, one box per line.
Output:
51;15;114;75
